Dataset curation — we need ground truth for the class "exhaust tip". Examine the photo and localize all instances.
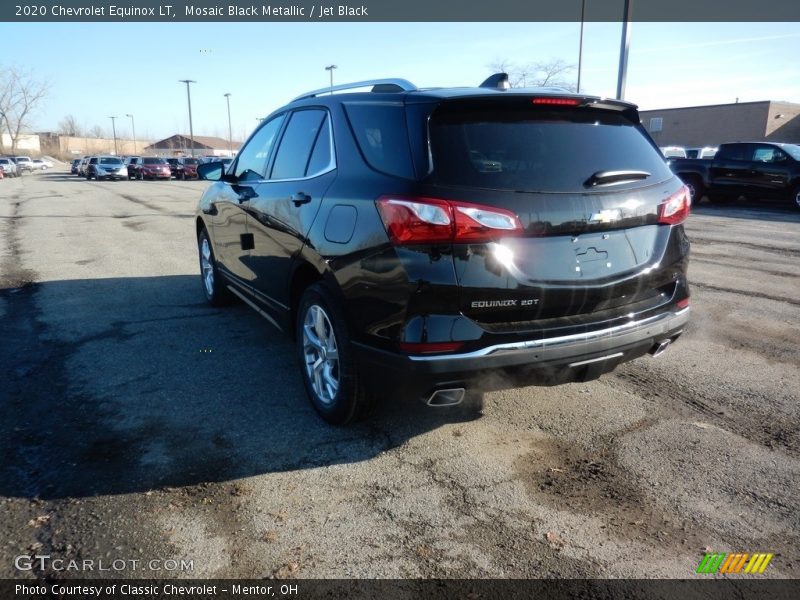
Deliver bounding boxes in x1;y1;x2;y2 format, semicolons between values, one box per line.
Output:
426;388;466;407
649;339;672;358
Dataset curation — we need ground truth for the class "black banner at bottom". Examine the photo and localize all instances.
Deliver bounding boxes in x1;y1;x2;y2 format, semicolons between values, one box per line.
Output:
0;578;800;600
4;579;800;600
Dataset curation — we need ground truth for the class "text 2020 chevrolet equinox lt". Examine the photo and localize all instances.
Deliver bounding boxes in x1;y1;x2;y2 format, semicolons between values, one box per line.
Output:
195;75;691;424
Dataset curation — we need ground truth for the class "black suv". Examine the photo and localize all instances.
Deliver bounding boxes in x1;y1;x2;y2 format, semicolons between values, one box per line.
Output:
195;76;691;424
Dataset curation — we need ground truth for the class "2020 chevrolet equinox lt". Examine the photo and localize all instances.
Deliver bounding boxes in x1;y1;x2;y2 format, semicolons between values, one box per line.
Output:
195;75;691;425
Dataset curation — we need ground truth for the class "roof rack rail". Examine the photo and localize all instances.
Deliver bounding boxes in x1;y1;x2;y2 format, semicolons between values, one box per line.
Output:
292;78;417;102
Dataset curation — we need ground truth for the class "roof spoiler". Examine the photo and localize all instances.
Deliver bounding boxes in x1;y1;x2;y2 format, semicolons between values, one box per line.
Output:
480;73;510;90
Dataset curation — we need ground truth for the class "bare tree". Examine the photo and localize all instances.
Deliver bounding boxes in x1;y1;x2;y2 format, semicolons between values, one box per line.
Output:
0;66;48;153
87;124;105;138
486;58;577;91
58;114;82;137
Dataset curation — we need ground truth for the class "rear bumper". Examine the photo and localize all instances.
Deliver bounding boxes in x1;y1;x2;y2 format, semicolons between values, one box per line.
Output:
354;307;689;400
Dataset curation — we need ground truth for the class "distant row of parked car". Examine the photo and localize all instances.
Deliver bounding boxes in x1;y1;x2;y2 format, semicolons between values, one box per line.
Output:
0;155;55;177
70;155;233;181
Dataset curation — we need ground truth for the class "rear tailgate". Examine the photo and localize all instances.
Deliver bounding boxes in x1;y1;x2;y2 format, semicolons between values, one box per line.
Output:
420;96;687;329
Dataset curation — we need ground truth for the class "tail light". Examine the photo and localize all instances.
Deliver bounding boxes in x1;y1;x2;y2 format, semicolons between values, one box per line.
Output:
676;297;690;309
658;185;691;225
376;196;523;245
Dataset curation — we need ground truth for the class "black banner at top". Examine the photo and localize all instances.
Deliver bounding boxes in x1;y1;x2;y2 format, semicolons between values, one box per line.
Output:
2;0;800;22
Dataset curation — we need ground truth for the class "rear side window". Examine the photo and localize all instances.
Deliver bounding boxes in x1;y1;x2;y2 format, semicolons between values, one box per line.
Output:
716;144;750;161
429;104;674;192
270;110;327;180
344;103;415;179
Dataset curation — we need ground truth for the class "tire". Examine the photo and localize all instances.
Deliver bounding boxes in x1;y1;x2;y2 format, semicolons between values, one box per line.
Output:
197;228;232;307
682;176;705;204
296;283;373;425
792;185;800;211
86;173;91;180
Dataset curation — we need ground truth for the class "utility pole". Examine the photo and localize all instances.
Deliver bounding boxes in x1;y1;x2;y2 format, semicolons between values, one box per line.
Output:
179;79;196;157
615;0;633;100
224;93;233;155
325;65;337;94
108;116;118;155
126;113;136;155
577;0;585;94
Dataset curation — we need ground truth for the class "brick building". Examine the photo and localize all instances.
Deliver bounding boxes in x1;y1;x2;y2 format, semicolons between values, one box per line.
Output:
639;100;800;147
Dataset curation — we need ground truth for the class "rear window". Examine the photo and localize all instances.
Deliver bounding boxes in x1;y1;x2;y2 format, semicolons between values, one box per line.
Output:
429;105;673;192
344;103;415;179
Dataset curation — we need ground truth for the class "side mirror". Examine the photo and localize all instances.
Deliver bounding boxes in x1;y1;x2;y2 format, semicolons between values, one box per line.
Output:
197;161;225;181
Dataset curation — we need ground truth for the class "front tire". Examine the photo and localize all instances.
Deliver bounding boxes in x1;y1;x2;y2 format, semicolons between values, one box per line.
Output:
197;228;232;307
792;185;800;211
296;283;373;425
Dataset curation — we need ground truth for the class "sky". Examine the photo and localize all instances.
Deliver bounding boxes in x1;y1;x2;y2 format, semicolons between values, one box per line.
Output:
1;21;799;144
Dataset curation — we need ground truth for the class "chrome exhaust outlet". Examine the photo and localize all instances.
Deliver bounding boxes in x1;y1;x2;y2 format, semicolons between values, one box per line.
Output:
649;339;672;358
426;388;466;407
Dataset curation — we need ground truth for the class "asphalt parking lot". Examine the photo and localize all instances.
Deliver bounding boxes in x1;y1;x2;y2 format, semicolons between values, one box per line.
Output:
1;170;798;579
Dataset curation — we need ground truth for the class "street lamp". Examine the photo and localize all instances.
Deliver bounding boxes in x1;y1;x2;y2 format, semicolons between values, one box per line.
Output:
125;113;136;155
223;93;233;155
325;65;337;94
179;79;197;157
108;116;118;155
577;0;585;94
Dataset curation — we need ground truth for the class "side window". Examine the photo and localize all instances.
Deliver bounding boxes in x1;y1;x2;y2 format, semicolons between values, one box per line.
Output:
305;115;333;177
716;144;749;161
270;110;327;180
234;114;285;182
752;145;786;163
343;103;415;179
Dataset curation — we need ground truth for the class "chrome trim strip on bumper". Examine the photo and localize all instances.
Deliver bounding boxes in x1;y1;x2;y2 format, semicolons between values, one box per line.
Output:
408;307;690;362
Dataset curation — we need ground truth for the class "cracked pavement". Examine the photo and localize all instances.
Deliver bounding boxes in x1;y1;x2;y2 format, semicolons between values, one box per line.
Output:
1;172;799;579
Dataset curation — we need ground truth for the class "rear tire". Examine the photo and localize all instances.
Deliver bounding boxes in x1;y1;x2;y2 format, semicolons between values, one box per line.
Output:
682;176;705;204
792;185;800;211
197;228;233;307
296;283;373;425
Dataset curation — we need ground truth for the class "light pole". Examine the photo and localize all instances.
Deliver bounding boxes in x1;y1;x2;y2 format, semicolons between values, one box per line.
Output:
223;93;233;156
179;79;196;157
108;116;118;155
325;65;337;94
616;0;634;100
125;113;136;155
577;0;585;94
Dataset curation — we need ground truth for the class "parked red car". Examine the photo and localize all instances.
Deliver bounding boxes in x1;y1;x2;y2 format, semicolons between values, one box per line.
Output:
134;157;171;180
178;157;201;179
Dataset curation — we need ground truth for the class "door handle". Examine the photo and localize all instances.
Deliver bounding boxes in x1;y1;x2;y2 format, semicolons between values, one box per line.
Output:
291;192;312;206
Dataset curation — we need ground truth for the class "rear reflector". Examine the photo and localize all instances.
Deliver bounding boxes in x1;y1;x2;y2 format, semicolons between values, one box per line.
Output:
398;341;464;354
532;97;582;106
676;297;690;309
658;185;691;225
376;196;523;245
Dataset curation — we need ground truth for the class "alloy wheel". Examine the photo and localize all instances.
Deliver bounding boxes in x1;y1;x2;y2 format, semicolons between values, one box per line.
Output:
302;304;340;405
200;237;214;297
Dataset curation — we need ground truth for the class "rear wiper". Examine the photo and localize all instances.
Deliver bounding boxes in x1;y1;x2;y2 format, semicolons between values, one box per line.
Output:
585;170;650;187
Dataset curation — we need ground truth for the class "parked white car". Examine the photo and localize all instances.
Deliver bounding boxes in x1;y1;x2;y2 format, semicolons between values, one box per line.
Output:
660;146;687;158
31;159;54;170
